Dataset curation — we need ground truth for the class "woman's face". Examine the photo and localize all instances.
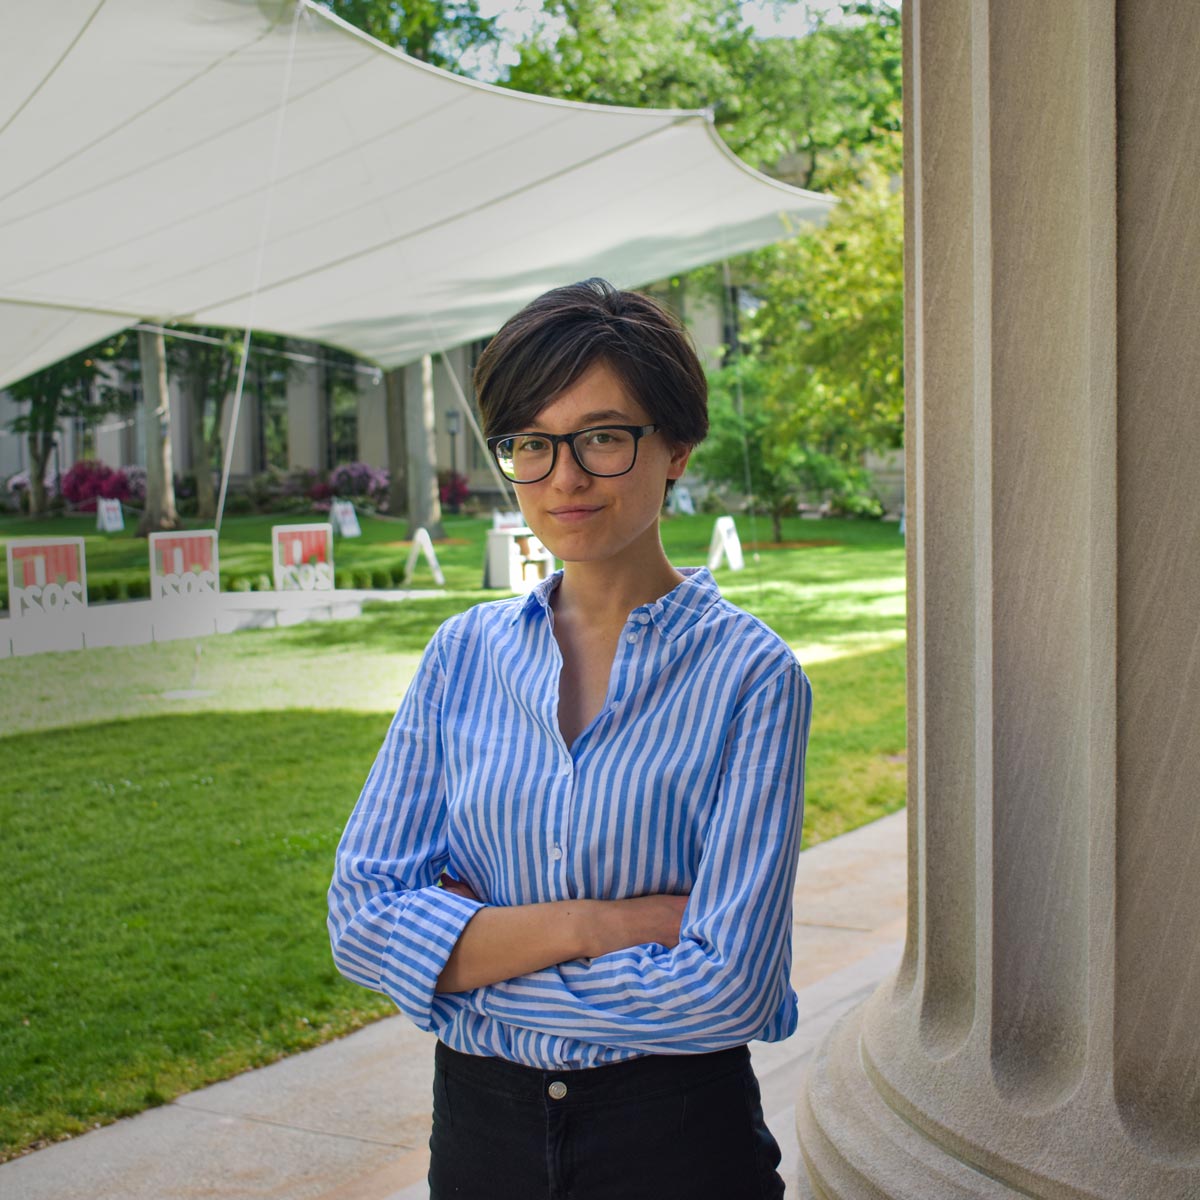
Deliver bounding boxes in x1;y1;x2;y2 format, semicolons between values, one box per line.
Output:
511;361;690;569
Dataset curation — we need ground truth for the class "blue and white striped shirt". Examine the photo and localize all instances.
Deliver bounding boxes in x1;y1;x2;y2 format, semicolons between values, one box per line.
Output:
328;567;811;1068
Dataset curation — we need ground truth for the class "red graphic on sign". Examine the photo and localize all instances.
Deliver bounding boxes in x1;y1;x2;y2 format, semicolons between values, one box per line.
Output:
154;535;214;576
278;528;329;566
6;538;88;618
13;542;82;588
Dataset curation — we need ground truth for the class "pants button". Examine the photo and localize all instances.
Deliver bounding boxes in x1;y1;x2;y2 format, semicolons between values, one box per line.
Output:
548;1081;567;1100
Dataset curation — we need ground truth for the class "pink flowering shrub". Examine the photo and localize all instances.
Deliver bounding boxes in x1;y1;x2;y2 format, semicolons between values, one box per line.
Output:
61;460;129;512
328;461;389;509
5;468;59;511
438;470;470;511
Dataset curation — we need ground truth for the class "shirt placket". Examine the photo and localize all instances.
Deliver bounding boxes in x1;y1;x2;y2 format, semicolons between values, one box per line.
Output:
550;607;655;900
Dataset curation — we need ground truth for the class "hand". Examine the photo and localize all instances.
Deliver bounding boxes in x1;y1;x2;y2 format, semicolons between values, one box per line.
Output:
439;872;482;903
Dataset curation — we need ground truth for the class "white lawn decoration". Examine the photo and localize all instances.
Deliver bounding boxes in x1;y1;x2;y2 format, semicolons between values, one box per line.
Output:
272;524;334;591
667;485;695;515
96;498;124;532
405;527;445;586
707;516;745;572
149;531;219;601
5;537;88;653
330;499;361;538
6;537;88;618
149;530;220;640
483;526;555;592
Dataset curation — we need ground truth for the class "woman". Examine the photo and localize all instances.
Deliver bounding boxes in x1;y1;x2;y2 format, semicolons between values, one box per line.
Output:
328;279;812;1199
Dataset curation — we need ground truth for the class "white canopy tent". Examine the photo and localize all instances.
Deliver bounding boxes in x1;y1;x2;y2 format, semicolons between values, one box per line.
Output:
0;0;833;392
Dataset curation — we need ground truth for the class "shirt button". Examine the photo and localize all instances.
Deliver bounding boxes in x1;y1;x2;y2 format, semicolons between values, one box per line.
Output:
551;845;563;860
548;1081;567;1100
633;613;651;625
625;633;638;644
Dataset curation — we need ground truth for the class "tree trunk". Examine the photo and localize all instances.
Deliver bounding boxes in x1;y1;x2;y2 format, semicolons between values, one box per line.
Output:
772;508;783;544
384;366;408;518
137;329;179;535
26;431;51;516
406;355;444;539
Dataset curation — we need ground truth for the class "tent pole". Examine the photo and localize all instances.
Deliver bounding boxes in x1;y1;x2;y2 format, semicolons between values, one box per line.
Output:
215;329;253;533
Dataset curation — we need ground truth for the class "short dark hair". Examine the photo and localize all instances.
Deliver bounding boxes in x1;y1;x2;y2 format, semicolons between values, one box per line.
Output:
473;278;709;450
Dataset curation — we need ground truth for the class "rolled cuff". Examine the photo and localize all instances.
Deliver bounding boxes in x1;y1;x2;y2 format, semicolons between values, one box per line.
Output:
378;886;486;1030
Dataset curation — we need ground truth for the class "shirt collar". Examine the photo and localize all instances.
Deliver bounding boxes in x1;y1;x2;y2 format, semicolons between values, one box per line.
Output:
515;566;721;643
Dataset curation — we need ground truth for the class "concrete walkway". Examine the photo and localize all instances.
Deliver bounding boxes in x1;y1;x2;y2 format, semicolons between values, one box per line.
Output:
0;811;907;1200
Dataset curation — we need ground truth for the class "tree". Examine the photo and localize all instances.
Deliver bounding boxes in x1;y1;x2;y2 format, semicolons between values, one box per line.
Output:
505;0;751;116
5;338;131;517
169;329;243;521
747;142;904;465
693;352;880;541
502;0;900;187
731;1;902;190
136;328;180;535
317;0;497;69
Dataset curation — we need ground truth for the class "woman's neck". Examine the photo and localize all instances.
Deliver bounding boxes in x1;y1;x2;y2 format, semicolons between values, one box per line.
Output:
554;556;685;626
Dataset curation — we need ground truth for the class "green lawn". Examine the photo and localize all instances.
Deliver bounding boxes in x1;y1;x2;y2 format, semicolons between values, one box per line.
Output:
0;512;907;1159
0;511;906;651
1;712;398;1157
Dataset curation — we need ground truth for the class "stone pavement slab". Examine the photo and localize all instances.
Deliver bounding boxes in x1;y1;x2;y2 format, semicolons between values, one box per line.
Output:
0;810;907;1200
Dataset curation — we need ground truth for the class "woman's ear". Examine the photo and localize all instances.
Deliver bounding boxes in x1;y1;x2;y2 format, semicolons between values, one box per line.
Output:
666;441;692;480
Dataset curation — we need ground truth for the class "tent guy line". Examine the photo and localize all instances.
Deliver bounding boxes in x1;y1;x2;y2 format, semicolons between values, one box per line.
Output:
216;1;306;532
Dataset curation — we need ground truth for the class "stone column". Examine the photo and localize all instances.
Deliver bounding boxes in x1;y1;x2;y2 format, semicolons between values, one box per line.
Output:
795;3;1200;1198
356;372;388;468
220;379;258;477
405;354;444;540
286;343;325;471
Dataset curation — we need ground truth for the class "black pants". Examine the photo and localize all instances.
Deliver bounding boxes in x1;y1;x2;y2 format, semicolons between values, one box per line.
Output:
429;1041;785;1200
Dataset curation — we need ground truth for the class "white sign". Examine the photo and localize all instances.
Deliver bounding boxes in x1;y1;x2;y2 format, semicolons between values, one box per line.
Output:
272;523;334;591
5;537;88;619
707;516;745;572
96;498;124;532
483;527;555;591
149;530;220;601
404;527;446;586
330;499;361;538
492;509;526;530
667;485;695;516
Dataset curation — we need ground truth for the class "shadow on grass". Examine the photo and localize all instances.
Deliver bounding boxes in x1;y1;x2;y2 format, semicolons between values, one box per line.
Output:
255;592;500;655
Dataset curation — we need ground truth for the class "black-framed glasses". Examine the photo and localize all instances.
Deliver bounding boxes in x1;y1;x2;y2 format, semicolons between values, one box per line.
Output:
487;424;660;484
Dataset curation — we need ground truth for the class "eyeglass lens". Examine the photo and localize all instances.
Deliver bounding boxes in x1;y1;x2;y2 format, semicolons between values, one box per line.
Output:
494;427;637;482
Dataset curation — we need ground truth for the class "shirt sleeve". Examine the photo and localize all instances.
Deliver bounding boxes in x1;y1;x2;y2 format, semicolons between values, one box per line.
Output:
477;659;812;1054
327;625;486;1032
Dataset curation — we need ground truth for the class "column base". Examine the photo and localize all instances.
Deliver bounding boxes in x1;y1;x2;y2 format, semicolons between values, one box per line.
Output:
796;1004;1026;1200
